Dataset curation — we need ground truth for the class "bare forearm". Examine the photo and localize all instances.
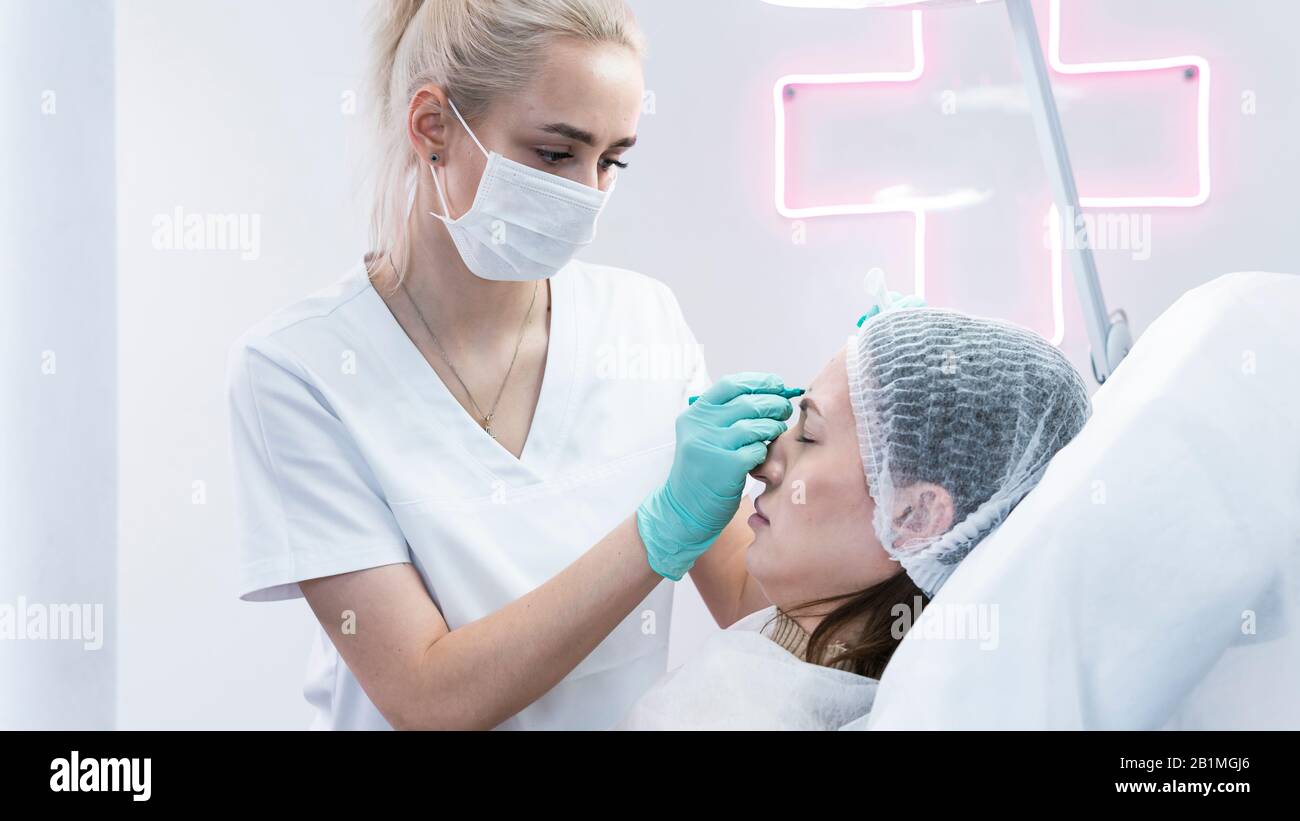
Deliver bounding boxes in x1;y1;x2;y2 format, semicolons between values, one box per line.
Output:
688;499;767;628
405;514;661;729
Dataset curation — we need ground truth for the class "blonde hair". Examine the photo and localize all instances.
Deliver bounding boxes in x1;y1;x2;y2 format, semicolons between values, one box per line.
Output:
365;0;645;275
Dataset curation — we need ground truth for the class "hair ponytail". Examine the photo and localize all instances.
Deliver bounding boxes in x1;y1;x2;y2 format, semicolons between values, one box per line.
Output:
368;0;427;128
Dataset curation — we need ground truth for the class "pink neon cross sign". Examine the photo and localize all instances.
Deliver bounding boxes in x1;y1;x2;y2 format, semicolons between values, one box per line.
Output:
770;0;1211;345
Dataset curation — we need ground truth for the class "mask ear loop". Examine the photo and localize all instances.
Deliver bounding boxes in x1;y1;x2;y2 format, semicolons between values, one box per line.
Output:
428;160;455;223
428;97;490;224
446;97;488;157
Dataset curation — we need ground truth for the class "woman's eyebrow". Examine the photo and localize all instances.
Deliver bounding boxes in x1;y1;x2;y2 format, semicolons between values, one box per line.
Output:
539;122;637;149
799;396;821;416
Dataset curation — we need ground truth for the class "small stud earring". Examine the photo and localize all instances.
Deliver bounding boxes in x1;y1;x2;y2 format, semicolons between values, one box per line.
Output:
430;153;439;163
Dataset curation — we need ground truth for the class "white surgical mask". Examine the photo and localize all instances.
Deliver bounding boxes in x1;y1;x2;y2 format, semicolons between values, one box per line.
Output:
428;98;617;281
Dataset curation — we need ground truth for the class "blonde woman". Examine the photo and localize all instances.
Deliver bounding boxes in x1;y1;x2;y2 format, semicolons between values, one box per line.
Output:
225;0;795;729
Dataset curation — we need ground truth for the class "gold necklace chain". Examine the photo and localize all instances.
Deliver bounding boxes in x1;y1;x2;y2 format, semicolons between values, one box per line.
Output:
392;254;539;440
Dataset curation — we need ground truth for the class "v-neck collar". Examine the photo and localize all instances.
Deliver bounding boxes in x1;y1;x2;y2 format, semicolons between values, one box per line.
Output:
358;260;578;486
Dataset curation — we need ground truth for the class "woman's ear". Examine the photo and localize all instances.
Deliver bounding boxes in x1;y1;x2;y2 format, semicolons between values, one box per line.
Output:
408;83;451;163
891;483;955;550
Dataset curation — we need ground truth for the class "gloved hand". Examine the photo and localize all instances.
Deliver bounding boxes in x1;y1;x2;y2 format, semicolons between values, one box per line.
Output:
857;291;926;327
638;373;801;581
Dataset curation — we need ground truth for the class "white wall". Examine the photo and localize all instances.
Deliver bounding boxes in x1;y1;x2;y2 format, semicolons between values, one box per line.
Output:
0;0;117;730
107;0;1300;728
114;0;371;729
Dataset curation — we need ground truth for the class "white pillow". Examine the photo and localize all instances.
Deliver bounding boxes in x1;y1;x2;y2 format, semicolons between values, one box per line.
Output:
867;272;1300;729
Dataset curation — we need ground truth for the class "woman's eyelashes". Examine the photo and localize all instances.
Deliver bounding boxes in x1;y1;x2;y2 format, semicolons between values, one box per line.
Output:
795;420;816;444
535;148;572;164
534;148;629;171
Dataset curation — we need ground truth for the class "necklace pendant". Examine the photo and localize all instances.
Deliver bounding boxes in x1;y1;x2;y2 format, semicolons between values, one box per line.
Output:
483;415;495;439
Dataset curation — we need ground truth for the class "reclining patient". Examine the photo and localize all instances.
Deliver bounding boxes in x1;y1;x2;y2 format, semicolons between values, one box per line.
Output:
620;308;1093;730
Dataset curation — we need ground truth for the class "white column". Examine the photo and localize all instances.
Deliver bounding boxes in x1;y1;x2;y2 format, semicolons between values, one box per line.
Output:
0;0;117;729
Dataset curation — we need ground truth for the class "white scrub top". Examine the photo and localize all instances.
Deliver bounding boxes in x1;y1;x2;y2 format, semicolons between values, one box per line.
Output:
226;258;711;730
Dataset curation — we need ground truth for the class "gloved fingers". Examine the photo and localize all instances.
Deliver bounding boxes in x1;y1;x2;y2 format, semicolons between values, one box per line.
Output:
719;417;787;450
702;392;795;426
696;372;803;406
732;441;771;474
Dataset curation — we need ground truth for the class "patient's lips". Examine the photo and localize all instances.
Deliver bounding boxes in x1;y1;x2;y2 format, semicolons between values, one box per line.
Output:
749;497;771;529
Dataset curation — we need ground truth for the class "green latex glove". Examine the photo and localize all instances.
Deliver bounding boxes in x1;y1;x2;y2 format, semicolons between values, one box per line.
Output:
857;291;926;327
638;373;802;581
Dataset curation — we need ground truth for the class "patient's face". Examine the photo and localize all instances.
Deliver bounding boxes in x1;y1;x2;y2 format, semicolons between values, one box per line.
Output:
746;349;902;610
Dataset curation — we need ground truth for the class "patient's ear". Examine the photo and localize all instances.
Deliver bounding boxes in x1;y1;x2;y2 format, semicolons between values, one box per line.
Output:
891;483;955;550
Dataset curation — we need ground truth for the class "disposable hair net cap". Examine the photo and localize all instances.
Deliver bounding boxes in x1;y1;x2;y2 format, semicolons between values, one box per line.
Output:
844;308;1092;597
